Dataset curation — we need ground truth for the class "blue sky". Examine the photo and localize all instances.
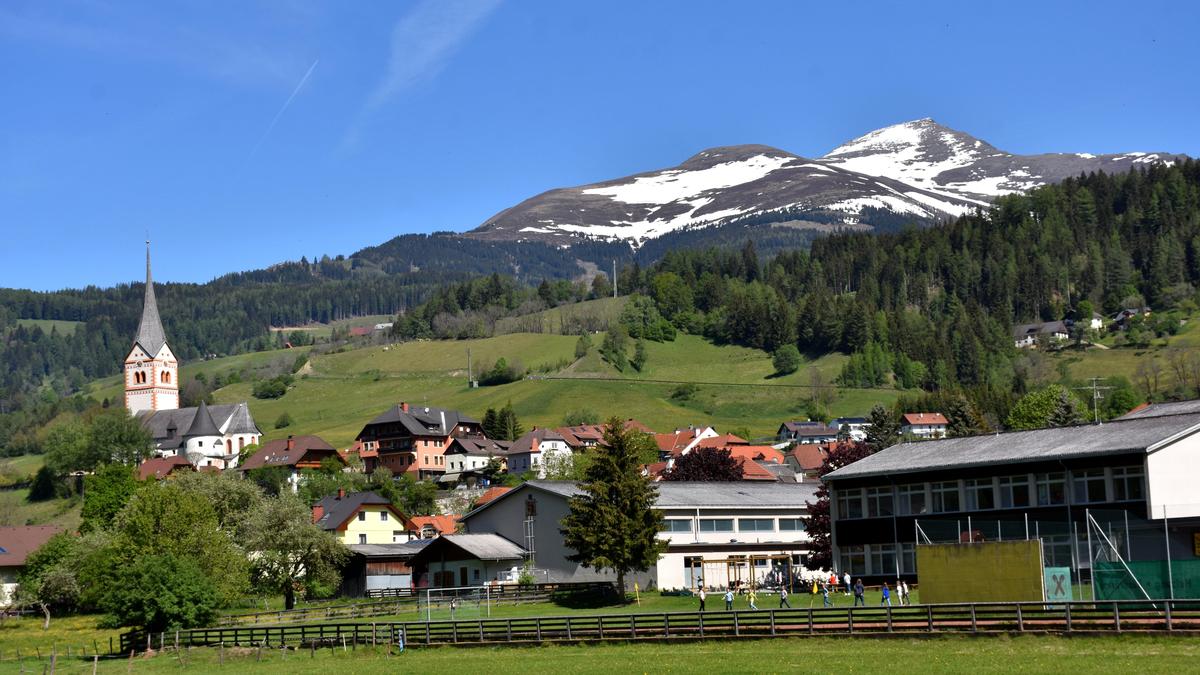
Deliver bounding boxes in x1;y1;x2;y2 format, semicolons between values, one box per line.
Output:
2;0;1197;291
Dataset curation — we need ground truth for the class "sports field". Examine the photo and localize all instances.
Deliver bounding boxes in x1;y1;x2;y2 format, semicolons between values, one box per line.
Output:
0;635;1195;674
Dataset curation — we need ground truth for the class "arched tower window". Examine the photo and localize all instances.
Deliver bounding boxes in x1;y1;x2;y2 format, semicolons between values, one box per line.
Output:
226;439;232;453
161;371;171;384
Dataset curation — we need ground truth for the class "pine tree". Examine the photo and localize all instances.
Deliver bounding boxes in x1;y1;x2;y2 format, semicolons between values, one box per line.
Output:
560;417;666;595
498;402;524;441
482;408;500;439
864;404;899;451
632;340;647;372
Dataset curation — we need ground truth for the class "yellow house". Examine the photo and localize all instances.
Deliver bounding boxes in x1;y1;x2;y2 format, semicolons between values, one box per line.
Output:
312;490;408;545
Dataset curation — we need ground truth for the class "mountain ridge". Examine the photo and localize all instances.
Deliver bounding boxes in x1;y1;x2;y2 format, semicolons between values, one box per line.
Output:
467;119;1188;246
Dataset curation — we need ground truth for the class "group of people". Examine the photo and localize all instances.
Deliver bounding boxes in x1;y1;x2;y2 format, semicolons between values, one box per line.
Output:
694;571;912;611
814;571;913;608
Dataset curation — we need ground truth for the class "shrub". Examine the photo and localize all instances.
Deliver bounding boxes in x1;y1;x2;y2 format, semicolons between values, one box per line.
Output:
252;375;292;400
274;412;294;429
102;554;218;631
771;344;801;375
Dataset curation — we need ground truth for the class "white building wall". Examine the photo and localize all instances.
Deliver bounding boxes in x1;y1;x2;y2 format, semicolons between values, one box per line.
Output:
1147;433;1200;519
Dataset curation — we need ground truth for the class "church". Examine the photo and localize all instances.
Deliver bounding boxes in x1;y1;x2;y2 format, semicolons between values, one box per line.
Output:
126;244;261;469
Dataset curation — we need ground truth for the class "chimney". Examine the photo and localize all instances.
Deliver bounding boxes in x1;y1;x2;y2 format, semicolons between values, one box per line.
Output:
337;488;346;500
401;401;409;413
312;502;324;523
287;435;295;451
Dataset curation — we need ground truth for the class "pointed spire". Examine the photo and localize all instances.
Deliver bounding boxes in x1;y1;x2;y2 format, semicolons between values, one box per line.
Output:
184;400;221;438
134;240;167;357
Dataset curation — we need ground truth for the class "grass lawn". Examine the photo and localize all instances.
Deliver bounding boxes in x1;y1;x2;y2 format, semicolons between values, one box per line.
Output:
1;635;1196;673
12;318;83;336
0;454;44;486
0;487;80;528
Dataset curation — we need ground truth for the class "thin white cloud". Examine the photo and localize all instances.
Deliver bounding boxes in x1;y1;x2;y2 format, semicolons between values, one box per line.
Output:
365;0;503;112
247;59;320;162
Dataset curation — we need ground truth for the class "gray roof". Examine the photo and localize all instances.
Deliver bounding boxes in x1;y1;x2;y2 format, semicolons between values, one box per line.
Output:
510;428;567;454
446;437;512;457
348;540;432;558
358;404;479;439
438;534;526;560
1117;400;1200;420
824;413;1200;482
138;403;260;448
1012;320;1068;339
134;244;167;357
184;400;222;438
314;491;395;530
463;480;817;522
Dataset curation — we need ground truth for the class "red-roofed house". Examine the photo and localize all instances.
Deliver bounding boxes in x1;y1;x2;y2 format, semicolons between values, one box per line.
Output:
240;434;345;491
406;515;459;540
901;412;949;439
786;443;830;478
654;426;718;457
725;445;785;465
138;455;195;480
1;525;62;606
737;458;781;481
348;326;372;337
692;433;749;450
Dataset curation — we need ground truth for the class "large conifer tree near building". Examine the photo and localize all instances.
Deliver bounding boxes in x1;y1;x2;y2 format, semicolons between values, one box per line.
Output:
560;417;666;595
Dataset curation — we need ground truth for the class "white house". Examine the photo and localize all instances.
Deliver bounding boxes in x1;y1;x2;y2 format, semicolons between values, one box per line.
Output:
460;481;819;591
506;428;571;478
900;412;948;439
830;417;870;442
442;437;512;480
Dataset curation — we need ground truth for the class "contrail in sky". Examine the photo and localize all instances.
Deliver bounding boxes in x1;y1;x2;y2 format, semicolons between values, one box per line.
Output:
247;58;319;161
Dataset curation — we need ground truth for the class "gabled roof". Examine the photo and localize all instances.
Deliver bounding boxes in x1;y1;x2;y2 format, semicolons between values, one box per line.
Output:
509;428;566;455
0;525;62;567
779;421;838;436
474;486;512;507
348;540;431;559
694;433;749;449
446;437;512;457
184;400;222;438
239;435;340;470
461;479;817;522
1012;321;1069;339
357;404;479;440
133;244;167;358
138;403;261;447
825;412;1200;482
410;534;526;564
787;443;831;472
138;455;194;480
1117;400;1200;420
408;515;459;535
901;412;948;426
738;458;780;481
727;445;786;465
314;491;402;531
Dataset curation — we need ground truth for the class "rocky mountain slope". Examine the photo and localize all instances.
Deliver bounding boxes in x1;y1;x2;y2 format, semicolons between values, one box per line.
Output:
469;119;1186;245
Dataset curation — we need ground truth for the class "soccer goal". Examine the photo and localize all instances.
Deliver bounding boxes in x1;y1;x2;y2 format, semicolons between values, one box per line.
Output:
418;585;494;621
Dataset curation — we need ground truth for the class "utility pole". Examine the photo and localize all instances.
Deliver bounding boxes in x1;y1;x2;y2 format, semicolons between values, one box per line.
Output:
1074;377;1113;425
612;259;618;299
467;348;472;387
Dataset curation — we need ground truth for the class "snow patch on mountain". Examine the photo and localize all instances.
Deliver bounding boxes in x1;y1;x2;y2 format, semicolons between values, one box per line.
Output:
581;154;793;205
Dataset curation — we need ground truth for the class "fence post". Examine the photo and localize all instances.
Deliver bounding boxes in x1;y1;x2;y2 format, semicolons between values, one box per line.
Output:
886;605;893;633
1065;604;1072;632
536;617;543;642
506;619;513;642
1113;603;1121;633
770;609;776;636
970;605;977;633
734;612;740;637
663;614;669;638
926;605;933;632
566;616;572;641
847;609;853;634
699;611;705;637
807;607;813;635
1016;604;1024;632
1165;602;1173;631
598;616;603;640
425;622;430;645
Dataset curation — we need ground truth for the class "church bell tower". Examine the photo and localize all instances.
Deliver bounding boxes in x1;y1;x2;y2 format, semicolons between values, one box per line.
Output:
124;242;179;414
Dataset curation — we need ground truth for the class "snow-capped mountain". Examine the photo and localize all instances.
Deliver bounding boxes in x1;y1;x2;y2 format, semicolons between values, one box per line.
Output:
469;119;1186;245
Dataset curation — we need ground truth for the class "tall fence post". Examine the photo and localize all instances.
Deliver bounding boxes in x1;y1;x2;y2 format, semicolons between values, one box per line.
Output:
1165;602;1173;631
970;605;977;633
807;607;813;635
1065;604;1072;632
1164;506;1175;600
769;609;776;636
886;605;893;633
1016;604;1024;632
1113;603;1121;633
926;605;934;632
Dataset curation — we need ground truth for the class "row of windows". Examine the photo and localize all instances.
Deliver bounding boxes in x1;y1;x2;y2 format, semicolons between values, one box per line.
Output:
661;517;806;534
358;510;390;522
836;467;1145;519
130;370;173;385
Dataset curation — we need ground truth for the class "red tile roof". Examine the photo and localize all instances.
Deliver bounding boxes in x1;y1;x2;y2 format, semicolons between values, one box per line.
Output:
137;455;194;480
726;445;785;465
902;412;949;426
693;433;749;450
474;486;512;507
0;525;62;567
788;444;829;472
407;515;459;536
348;326;372;337
737;458;780;481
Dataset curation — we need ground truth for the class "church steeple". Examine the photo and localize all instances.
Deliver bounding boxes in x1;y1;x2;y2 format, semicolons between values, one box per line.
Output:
125;241;178;415
134;241;167;357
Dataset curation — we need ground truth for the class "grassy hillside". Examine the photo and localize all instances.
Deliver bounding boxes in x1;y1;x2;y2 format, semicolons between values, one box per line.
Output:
204;332;894;449
270;314;396;339
495;296;627;335
13;318;82;335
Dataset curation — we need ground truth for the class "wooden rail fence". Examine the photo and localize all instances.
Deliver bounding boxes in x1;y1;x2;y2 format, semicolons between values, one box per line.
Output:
120;599;1200;655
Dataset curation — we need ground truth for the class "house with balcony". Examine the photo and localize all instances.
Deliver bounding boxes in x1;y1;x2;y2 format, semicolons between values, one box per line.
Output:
354;402;483;479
